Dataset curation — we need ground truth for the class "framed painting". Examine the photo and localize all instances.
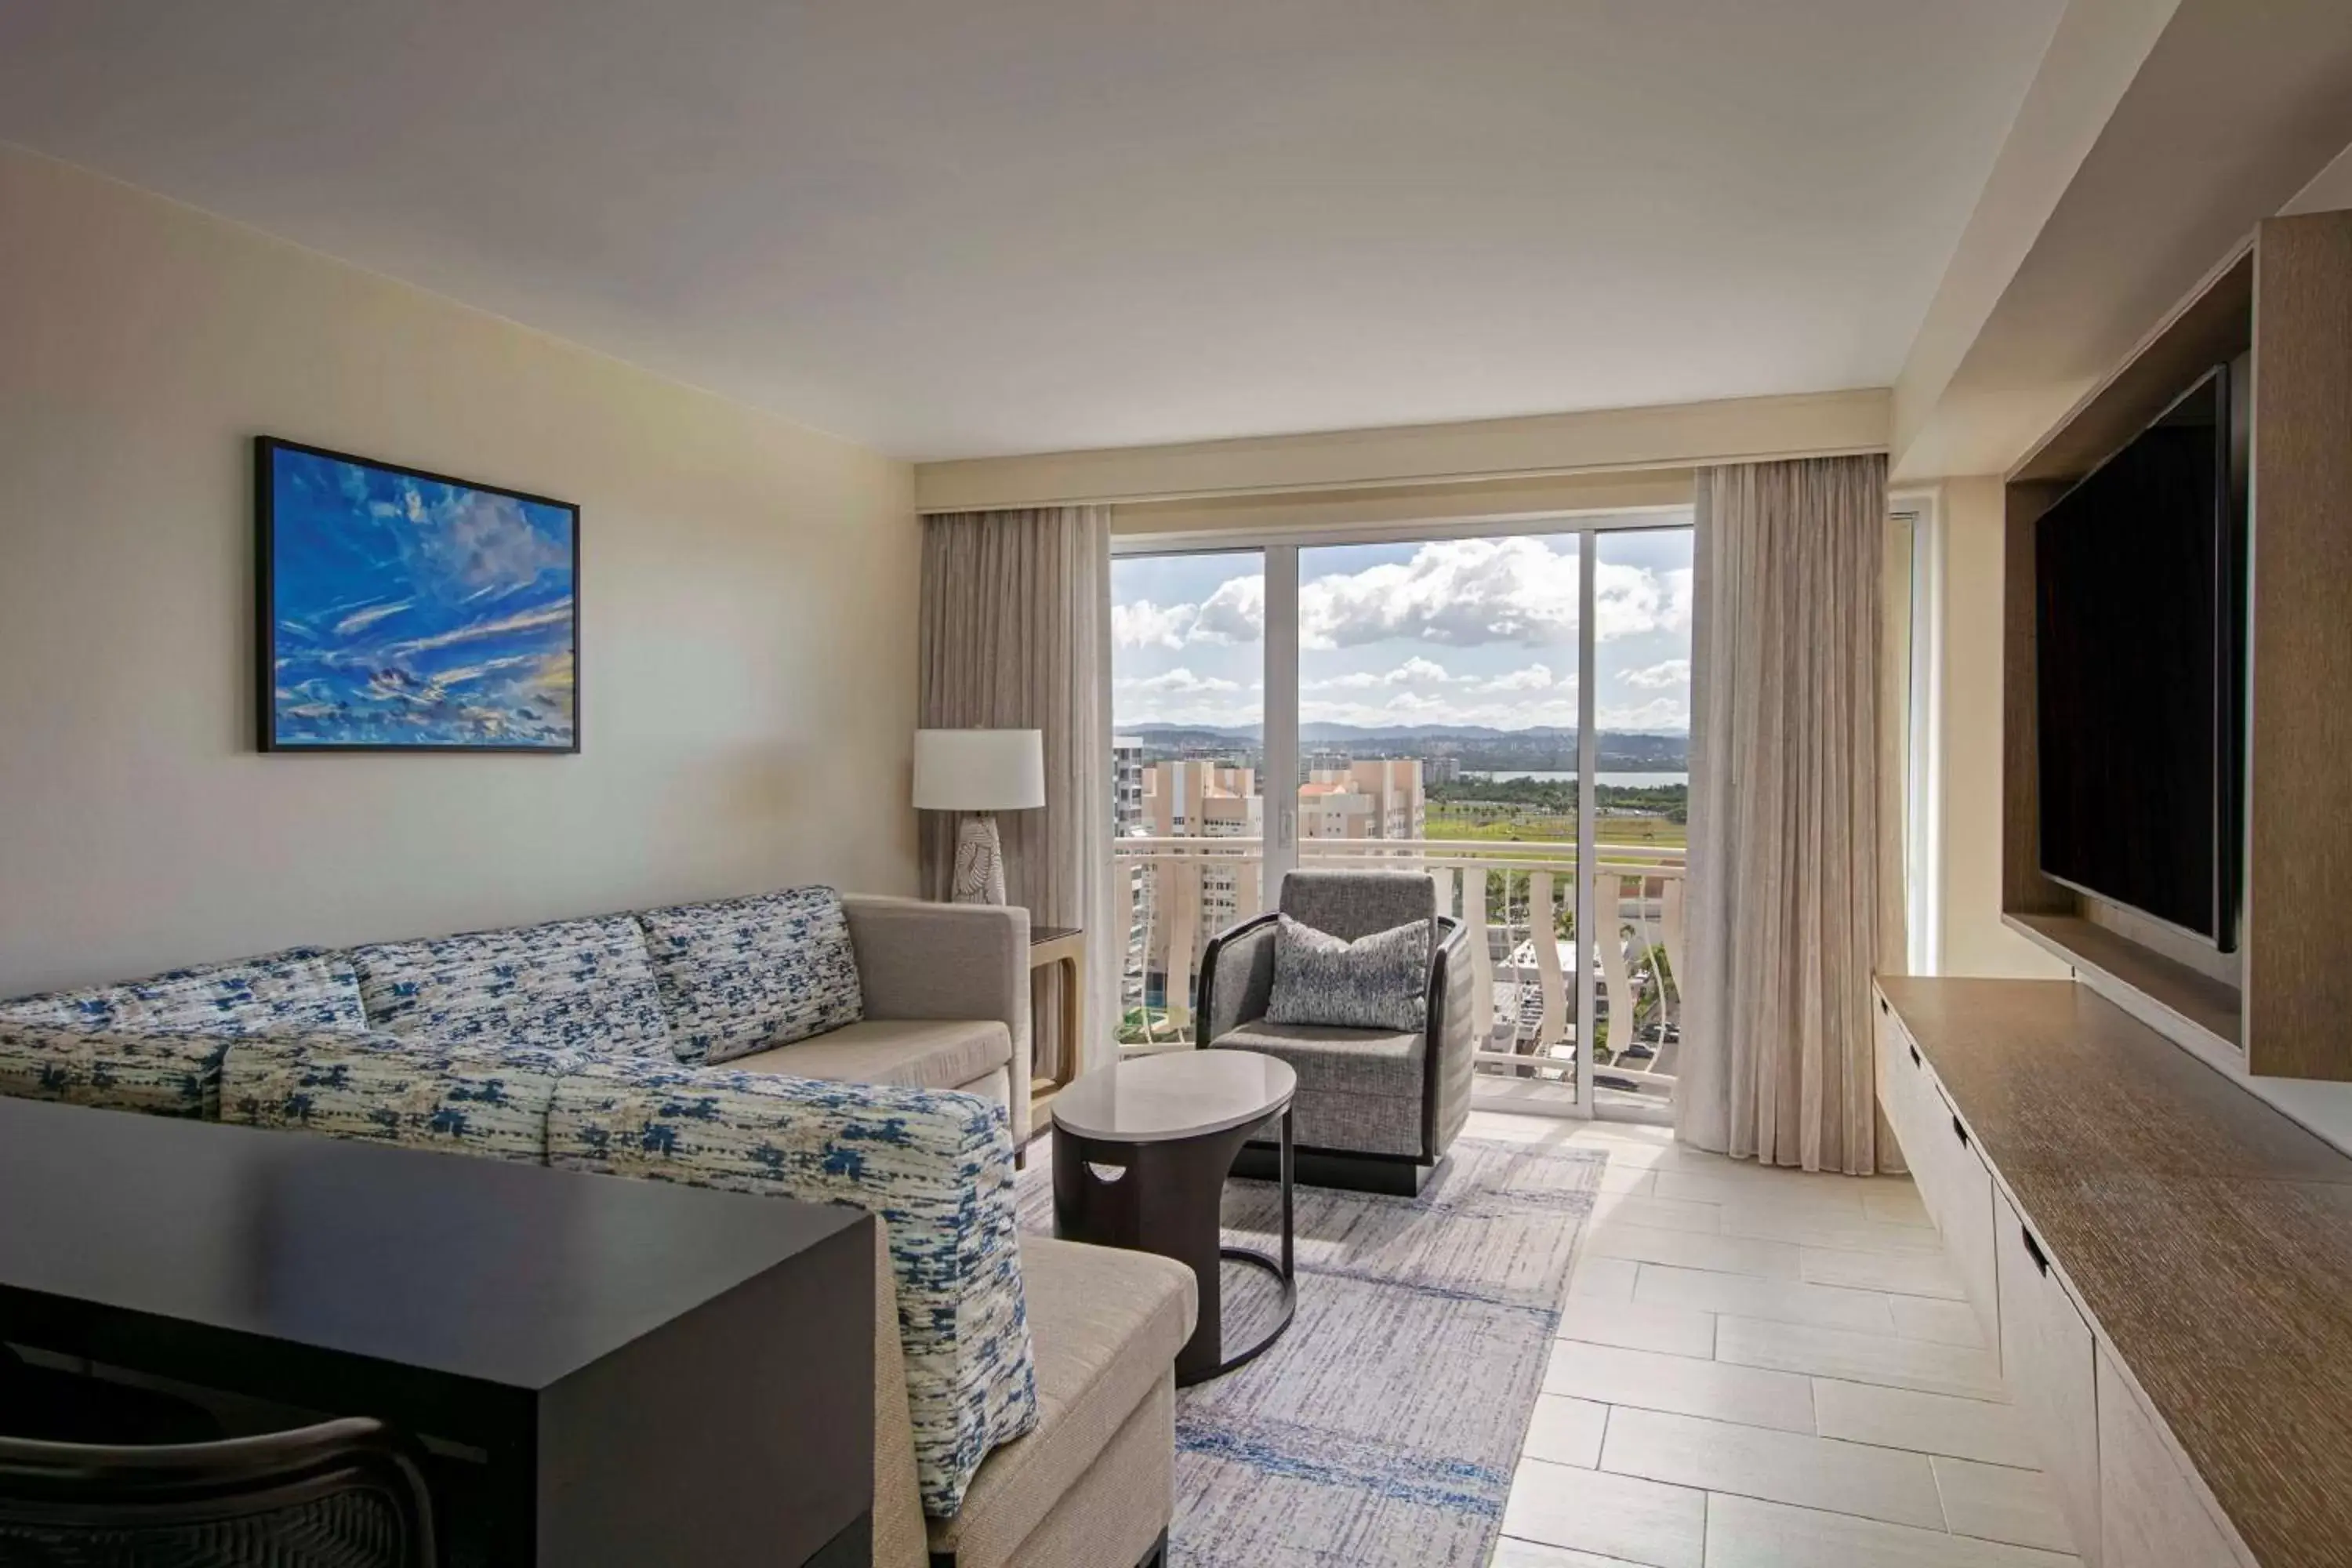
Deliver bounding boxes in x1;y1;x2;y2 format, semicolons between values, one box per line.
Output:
256;437;580;753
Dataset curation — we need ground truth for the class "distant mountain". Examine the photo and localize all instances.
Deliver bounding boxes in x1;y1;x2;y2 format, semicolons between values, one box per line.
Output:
1122;722;1592;742
1118;721;1686;767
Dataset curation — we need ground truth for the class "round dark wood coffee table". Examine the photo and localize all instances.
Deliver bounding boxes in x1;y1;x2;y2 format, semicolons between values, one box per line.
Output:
1050;1050;1298;1385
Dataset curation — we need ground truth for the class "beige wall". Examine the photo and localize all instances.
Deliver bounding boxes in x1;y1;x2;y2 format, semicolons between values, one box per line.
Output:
0;150;920;996
1930;478;2069;978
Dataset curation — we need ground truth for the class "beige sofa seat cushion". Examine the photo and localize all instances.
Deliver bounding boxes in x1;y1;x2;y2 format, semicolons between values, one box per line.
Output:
723;1018;1011;1094
927;1237;1196;1568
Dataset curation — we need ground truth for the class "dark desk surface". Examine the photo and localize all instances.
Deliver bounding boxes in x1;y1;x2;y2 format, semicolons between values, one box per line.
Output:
0;1095;861;1392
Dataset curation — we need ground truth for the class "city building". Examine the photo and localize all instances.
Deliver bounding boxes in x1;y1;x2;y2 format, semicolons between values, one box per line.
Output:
1111;735;1144;836
1301;759;1426;841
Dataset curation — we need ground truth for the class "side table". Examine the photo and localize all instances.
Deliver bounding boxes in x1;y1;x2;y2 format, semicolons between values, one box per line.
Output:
1050;1050;1297;1385
1028;924;1085;1132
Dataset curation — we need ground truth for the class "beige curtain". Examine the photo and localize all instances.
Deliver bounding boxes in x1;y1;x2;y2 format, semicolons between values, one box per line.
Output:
917;507;1118;1083
1675;456;1904;1174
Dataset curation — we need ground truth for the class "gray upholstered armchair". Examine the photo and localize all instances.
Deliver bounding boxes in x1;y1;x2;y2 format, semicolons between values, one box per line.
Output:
1194;869;1476;1194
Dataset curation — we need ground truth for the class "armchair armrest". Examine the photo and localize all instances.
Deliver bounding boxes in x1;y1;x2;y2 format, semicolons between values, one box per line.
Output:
547;1057;1038;1519
842;896;1031;1144
1195;912;1279;1046
1424;916;1478;1156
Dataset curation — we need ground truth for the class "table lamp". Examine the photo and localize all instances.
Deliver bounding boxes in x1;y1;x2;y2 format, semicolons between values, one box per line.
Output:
913;728;1046;904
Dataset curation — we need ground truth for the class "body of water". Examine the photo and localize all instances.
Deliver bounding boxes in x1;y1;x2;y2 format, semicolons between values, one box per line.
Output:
1463;769;1688;788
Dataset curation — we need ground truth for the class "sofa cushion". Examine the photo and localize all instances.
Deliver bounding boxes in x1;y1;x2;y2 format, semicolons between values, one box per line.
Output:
1213;1019;1428;1157
720;1018;1011;1094
350;915;671;1057
927;1237;1193;1566
0;948;366;1037
220;1032;579;1163
546;1058;1035;1516
1265;913;1431;1033
636;887;864;1065
0;1023;239;1119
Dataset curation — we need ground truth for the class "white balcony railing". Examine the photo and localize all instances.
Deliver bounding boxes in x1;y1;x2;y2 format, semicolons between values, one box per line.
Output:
1111;834;1683;1105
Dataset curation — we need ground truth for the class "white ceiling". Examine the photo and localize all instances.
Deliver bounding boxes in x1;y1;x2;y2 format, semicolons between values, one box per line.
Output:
0;0;2062;460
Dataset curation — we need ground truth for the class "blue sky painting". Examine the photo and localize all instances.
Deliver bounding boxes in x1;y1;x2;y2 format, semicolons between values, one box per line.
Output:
263;442;577;749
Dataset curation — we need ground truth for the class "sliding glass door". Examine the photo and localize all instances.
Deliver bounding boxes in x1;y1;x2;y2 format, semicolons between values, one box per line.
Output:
1110;549;1265;1049
1111;516;1692;1121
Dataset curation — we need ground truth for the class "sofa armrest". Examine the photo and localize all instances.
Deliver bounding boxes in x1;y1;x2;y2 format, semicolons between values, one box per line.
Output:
221;1032;579;1163
869;1216;930;1568
0;1022;239;1120
843;896;1032;1144
547;1057;1039;1519
1196;912;1279;1046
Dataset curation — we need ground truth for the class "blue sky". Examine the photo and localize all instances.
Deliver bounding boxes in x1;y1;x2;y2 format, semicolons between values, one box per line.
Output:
1112;521;1693;732
269;447;575;746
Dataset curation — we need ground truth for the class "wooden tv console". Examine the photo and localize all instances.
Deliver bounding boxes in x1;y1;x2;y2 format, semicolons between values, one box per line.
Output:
1876;976;2352;1568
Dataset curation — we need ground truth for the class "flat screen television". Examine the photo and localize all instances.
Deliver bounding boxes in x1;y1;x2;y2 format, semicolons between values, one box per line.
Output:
2034;366;2243;949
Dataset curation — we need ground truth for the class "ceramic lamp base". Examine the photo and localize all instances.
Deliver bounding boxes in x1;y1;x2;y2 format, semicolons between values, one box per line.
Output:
951;812;1007;905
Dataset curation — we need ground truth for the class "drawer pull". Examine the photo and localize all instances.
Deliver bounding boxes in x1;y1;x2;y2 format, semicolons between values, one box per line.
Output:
1951;1115;1969;1149
2020;1225;2050;1277
1878;996;1889;1015
1909;1044;1921;1069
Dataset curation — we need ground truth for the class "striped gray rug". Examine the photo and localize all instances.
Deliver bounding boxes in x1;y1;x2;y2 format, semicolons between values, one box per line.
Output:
1018;1135;1605;1567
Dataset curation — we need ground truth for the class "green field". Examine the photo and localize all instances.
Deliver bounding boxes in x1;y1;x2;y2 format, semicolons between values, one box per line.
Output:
1425;804;1686;850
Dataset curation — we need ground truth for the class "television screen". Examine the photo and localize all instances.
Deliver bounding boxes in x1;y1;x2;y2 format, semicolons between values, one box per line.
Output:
2034;368;2239;947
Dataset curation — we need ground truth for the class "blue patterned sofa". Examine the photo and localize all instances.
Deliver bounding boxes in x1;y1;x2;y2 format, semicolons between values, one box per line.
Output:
0;888;1194;1568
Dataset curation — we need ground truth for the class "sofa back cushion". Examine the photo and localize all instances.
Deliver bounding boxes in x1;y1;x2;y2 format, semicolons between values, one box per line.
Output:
351;916;671;1058
635;887;865;1065
0;948;367;1038
221;1031;579;1163
0;1023;239;1120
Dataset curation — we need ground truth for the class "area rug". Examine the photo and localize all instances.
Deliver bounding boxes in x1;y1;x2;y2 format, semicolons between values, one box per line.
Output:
1016;1136;1605;1567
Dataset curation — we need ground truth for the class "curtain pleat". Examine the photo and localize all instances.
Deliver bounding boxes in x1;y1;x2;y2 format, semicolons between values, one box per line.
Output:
1675;456;1903;1174
916;507;1118;1083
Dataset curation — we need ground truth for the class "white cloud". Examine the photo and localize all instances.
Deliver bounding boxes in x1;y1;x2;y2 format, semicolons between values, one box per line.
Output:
1290;539;1690;650
1303;655;1464;691
1112;598;1197;650
1599;697;1690;731
1115;667;1239;696
1595;561;1693;642
1189;574;1265;644
1301;538;1577;649
1620;658;1690;690
1112;546;1685;657
1478;662;1558;692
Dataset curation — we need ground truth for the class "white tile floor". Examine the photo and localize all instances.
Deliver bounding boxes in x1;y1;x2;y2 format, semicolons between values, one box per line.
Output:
1465;1109;2082;1568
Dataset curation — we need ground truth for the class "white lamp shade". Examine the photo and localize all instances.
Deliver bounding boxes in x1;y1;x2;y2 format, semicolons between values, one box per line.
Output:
913;728;1046;812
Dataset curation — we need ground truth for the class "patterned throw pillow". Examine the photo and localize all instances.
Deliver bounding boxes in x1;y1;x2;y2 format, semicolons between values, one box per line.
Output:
634;887;866;1065
0;948;367;1037
1264;914;1432;1033
350;916;673;1058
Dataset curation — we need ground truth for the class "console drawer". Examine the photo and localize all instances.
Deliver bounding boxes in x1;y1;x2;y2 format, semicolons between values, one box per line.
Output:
1997;1186;2099;1563
2099;1348;2244;1567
